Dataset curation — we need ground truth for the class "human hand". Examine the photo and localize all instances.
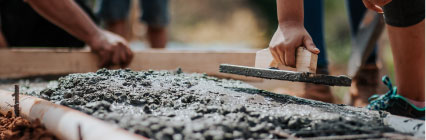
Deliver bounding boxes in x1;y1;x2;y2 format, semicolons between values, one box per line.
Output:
89;30;134;68
268;24;319;67
362;0;392;13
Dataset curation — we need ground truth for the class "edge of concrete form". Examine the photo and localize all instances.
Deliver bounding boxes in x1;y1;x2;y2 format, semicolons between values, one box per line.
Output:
0;48;257;81
383;114;425;138
0;89;147;140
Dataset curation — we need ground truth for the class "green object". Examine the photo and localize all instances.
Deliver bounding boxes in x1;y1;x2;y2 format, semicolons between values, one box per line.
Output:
368;76;425;119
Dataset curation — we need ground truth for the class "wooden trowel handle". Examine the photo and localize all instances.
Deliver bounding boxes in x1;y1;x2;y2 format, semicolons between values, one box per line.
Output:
255;47;318;73
296;47;318;73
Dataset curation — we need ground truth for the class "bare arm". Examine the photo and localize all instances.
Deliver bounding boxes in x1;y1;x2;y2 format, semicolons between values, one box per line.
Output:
26;0;101;47
277;0;304;26
269;0;319;67
25;0;133;68
0;29;7;48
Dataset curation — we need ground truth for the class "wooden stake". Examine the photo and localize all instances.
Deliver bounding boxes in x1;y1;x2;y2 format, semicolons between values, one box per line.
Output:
78;124;83;140
13;85;19;117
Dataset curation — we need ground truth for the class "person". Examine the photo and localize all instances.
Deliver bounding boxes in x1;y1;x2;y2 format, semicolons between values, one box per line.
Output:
0;0;133;68
362;0;425;119
270;0;424;119
302;0;380;106
98;0;169;48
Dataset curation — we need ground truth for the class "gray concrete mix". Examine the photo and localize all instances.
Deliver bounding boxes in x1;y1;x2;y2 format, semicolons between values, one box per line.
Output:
14;69;406;139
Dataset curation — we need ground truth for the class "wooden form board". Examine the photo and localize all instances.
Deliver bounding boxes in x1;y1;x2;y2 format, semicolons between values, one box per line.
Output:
0;48;309;97
0;48;258;81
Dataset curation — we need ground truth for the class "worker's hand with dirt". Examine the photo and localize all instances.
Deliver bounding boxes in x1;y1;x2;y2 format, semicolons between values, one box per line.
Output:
362;0;392;13
269;24;320;67
89;30;134;68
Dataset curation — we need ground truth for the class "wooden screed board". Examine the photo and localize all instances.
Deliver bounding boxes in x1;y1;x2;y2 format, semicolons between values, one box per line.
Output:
0;48;257;81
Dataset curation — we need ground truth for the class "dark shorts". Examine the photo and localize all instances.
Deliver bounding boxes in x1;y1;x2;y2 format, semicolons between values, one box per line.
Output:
383;0;425;27
0;0;97;47
98;0;169;27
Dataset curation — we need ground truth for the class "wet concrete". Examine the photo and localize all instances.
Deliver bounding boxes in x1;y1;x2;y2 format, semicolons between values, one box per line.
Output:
25;69;402;139
219;64;352;86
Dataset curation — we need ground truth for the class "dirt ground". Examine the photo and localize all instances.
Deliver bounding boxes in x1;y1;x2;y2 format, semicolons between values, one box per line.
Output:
0;111;58;140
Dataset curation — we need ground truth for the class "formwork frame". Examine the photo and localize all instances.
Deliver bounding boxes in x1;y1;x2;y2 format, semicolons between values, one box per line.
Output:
0;48;424;139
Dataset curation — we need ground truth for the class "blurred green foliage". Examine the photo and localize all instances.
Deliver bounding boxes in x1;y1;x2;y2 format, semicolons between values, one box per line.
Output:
323;0;352;69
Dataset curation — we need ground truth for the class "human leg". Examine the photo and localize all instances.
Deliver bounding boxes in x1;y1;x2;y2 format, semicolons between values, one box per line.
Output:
386;21;425;101
140;0;169;48
346;0;380;107
98;0;131;40
382;0;425;101
302;0;334;103
367;0;425;119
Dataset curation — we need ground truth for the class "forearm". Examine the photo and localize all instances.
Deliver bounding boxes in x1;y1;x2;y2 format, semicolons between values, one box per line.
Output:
26;0;101;46
276;0;304;25
0;29;7;48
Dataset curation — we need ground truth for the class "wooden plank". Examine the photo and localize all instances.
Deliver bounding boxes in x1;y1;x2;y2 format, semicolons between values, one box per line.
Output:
254;49;296;71
255;47;317;73
0;48;258;81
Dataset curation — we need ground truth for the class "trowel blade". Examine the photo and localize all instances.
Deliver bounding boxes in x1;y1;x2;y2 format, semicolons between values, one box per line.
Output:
219;64;352;86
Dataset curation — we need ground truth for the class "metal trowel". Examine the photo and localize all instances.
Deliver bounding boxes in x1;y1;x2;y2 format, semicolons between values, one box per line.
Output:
219;47;352;86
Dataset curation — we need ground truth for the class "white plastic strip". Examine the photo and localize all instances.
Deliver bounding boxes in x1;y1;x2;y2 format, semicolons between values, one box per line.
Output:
0;90;146;140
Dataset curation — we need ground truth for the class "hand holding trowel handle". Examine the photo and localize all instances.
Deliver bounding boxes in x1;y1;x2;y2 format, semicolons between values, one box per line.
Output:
266;26;319;73
268;0;319;73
